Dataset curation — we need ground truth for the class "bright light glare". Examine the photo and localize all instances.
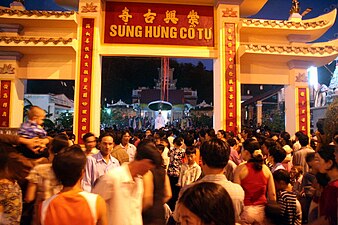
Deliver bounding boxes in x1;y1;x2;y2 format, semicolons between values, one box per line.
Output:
308;66;318;86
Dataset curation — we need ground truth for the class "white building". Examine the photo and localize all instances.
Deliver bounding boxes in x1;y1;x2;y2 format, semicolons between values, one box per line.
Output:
24;94;74;122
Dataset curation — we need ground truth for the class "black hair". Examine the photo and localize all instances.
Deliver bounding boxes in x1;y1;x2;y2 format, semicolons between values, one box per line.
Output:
227;138;237;147
52;145;86;187
185;146;196;155
0;144;10;180
298;134;309;147
98;132;115;142
243;138;263;170
135;140;163;167
217;129;226;138
50;133;69;155
173;137;183;147
184;134;195;147
156;144;165;153
317;145;337;170
269;144;287;163
82;132;95;142
305;152;315;163
200;138;230;169
273;169;290;184
279;131;292;147
179;182;235;225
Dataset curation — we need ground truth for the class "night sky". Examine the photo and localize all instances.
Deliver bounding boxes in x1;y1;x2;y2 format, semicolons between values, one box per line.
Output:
1;0;337;103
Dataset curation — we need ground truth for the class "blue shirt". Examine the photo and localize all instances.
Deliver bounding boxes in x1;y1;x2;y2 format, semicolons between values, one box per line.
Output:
18;120;47;138
82;152;120;192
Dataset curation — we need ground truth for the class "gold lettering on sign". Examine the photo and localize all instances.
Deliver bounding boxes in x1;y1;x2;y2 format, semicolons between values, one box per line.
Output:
81;125;87;131
2;93;8;99
82;118;87;123
2;112;6;117
229;102;234;108
2;121;6;126
164;10;179;24
2;84;8;90
2;103;7;108
144;9;157;23
119;7;133;24
187;10;199;27
229;122;233;127
0;64;15;74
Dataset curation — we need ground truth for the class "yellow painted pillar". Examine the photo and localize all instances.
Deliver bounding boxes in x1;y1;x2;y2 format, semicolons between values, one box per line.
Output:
0;61;24;128
214;3;241;132
285;66;310;136
74;0;103;142
256;100;262;126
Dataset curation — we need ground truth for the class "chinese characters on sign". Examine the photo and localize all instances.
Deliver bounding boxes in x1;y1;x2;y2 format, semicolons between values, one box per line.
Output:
104;2;214;46
298;88;308;135
225;23;237;132
0;81;11;127
77;18;94;143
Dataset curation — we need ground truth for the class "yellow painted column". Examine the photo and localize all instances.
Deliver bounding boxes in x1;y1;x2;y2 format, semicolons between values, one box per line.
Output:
74;0;103;142
214;3;240;132
285;67;310;136
0;61;24;128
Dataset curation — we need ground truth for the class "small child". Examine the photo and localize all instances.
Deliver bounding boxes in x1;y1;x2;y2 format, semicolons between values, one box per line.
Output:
177;147;201;187
18;106;48;158
273;169;302;225
290;165;303;197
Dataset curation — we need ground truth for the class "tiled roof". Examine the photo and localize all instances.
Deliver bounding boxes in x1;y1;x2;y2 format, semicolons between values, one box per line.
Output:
244;44;337;55
0;9;75;17
0;36;73;44
241;18;329;29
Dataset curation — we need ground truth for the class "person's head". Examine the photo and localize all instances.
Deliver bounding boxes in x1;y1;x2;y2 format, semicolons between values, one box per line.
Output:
50;133;70;155
173;137;183;148
295;131;304;141
156;144;165;154
261;138;277;156
134;140;161;173
98;132;115;156
205;129;216;141
200;138;230;169
273;169;290;191
145;129;152;137
227;138;237;147
82;132;97;151
186;147;197;165
28;106;46;125
315;145;337;174
121;130;132;146
178;182;235;225
279;131;291;146
290;166;303;180
268;144;287;164
52;145;87;187
306;152;316;169
242;138;263;170
298;134;309;147
217;130;226;140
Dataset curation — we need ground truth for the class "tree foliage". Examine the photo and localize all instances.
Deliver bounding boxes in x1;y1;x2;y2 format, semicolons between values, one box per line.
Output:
324;97;338;141
262;109;285;132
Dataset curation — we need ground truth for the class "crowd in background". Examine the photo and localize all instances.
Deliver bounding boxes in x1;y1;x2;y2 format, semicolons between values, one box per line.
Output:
0;106;337;225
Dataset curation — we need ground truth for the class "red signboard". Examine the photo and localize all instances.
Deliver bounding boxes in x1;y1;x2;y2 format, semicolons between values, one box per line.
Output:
225;23;237;132
77;18;94;143
298;88;308;135
104;2;214;46
0;80;11;127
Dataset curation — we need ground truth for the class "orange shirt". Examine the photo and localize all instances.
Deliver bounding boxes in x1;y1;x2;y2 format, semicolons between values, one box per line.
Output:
41;191;97;225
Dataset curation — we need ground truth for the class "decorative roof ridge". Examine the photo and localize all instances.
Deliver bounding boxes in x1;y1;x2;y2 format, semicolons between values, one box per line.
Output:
0;36;73;44
243;43;338;55
0;8;76;18
241;18;329;29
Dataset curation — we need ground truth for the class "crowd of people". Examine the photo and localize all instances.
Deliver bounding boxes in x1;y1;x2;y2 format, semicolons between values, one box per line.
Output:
0;106;337;225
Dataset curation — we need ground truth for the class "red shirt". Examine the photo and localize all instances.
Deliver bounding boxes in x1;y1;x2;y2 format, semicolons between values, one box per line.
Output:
319;179;338;224
241;162;268;206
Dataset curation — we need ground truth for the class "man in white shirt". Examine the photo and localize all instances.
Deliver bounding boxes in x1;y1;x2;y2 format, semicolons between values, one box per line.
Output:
155;112;165;130
113;130;136;162
82;132;120;192
82;132;99;156
92;148;155;225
